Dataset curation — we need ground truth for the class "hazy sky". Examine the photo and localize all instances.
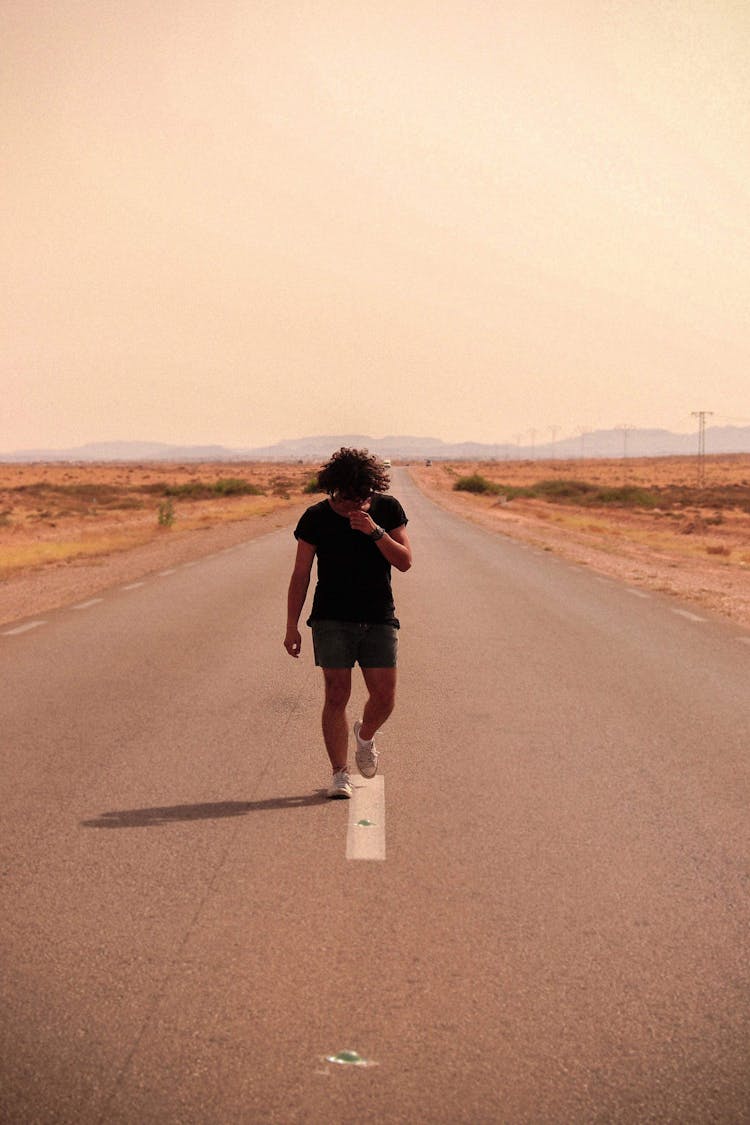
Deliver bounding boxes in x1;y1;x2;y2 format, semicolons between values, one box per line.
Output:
4;0;750;451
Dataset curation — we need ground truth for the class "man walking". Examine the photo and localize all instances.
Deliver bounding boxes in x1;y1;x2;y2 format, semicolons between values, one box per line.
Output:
284;448;412;797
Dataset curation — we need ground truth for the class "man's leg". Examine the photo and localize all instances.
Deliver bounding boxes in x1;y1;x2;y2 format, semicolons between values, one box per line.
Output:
359;667;397;741
322;668;352;772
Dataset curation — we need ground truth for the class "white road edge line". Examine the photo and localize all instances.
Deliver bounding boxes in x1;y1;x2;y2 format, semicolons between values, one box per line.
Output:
672;608;706;622
2;620;47;636
73;598;104;610
346;776;385;861
158;569;177;576
626;589;650;598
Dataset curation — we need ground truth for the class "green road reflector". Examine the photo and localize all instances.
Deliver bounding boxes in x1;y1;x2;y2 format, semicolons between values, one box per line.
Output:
356;819;375;827
325;1049;374;1067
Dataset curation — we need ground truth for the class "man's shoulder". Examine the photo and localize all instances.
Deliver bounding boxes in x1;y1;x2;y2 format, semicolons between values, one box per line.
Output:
374;493;401;509
373;493;407;526
294;498;331;541
302;498;330;517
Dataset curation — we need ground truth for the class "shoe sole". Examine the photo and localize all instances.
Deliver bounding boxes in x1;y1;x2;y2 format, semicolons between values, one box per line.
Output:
327;789;352;799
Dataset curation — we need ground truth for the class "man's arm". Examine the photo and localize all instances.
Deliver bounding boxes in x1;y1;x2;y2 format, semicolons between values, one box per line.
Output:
348;511;412;572
376;524;412;572
284;539;316;657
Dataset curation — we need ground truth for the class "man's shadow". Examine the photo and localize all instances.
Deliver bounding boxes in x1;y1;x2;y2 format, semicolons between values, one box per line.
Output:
81;792;329;829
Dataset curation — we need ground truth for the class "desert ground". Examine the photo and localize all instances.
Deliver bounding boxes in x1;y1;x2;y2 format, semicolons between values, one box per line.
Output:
1;455;750;628
0;462;317;626
409;455;750;628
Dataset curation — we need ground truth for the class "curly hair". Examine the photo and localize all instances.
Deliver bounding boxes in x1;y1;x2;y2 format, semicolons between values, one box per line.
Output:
317;447;390;497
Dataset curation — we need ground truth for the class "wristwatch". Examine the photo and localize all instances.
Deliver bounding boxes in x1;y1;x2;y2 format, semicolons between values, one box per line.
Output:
369;525;385;541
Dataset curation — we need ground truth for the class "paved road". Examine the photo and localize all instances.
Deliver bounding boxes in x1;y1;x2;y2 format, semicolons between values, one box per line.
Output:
2;468;750;1123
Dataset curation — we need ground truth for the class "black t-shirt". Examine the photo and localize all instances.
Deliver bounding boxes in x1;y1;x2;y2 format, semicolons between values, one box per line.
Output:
294;494;408;626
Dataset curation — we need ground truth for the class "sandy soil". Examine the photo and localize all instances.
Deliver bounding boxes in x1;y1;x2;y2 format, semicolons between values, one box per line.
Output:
0;462;315;627
2;456;750;631
407;456;750;630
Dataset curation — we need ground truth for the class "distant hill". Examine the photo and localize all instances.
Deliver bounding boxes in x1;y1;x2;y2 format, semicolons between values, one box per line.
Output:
544;426;750;459
237;434;502;461
3;427;750;462
0;441;240;463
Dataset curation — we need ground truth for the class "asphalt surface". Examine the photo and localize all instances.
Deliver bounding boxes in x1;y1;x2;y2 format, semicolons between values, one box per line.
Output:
2;467;750;1123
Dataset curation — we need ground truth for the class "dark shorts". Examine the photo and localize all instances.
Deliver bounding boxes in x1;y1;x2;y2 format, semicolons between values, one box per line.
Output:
310;620;399;669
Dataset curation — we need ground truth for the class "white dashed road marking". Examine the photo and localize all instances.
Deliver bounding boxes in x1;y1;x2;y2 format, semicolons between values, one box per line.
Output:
346;776;386;861
122;582;146;590
626;589;650;598
72;599;104;610
672;608;706;622
158;569;177;577
2;620;47;636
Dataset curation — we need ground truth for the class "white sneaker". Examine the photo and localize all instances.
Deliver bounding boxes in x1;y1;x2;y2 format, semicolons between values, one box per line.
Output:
354;720;379;779
327;769;353;799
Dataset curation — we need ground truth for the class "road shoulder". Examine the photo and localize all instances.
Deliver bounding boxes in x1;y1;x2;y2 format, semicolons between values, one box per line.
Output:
407;466;750;629
0;500;308;627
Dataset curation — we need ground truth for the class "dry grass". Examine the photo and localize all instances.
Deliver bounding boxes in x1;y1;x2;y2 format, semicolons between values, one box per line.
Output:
436;453;750;490
409;454;750;626
0;461;318;579
1;532;155;572
413;454;750;569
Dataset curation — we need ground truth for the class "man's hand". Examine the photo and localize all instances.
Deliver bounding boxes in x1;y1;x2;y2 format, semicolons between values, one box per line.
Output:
284;626;302;657
349;509;377;535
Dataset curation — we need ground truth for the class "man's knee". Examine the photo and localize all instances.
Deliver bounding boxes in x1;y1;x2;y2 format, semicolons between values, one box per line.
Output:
323;670;351;709
378;690;396;715
365;671;396;712
373;685;396;711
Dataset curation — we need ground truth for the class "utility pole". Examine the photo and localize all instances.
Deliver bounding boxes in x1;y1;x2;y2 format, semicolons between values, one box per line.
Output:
548;425;559;460
528;428;537;460
578;428;587;465
619;424;634;479
691;411;713;486
513;434;523;462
